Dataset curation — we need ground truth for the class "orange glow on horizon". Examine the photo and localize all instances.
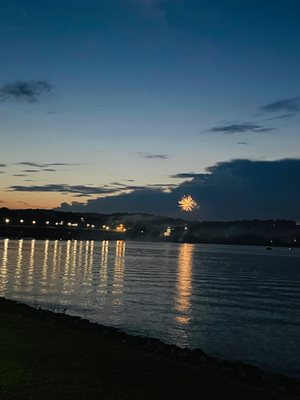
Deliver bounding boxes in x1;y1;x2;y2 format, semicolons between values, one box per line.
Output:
0;191;85;210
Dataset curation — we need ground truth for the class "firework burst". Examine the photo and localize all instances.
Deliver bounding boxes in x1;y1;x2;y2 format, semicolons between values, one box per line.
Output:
178;195;197;212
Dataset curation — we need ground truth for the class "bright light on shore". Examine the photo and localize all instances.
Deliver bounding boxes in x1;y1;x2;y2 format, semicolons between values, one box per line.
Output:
32;220;36;225
116;224;126;232
20;219;24;223
5;218;10;224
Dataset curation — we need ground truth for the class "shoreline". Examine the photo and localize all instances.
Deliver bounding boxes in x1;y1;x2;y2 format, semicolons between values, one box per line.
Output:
0;297;299;399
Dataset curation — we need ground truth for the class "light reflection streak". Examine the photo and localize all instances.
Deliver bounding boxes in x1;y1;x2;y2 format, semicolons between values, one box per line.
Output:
41;240;49;286
175;243;194;325
15;239;23;288
71;240;78;278
80;241;94;298
28;240;36;287
112;241;125;300
99;240;109;291
51;240;58;279
57;241;62;274
88;241;94;271
83;241;90;276
62;240;71;294
77;241;83;272
0;239;9;295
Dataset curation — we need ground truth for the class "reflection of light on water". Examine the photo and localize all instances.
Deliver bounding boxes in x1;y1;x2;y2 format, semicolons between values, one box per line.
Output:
28;240;36;286
62;240;72;294
71;240;78;278
175;243;194;325
77;241;83;273
99;240;109;290
57;241;62;274
83;241;90;275
88;241;94;271
0;239;9;296
112;241;125;299
51;240;58;278
63;240;78;295
15;239;23;288
42;240;49;286
80;241;94;297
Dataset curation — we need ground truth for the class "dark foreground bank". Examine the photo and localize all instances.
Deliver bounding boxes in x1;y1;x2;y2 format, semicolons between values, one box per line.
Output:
0;298;299;400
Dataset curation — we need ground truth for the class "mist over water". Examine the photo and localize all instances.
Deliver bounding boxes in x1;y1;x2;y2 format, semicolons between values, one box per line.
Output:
0;239;299;378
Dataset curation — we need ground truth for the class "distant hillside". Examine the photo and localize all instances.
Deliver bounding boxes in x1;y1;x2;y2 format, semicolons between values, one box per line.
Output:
0;208;299;246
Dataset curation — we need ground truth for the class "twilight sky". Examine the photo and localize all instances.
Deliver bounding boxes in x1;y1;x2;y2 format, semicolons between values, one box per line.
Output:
0;0;299;220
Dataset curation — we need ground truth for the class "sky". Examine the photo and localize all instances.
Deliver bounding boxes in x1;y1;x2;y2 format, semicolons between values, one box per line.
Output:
0;0;299;220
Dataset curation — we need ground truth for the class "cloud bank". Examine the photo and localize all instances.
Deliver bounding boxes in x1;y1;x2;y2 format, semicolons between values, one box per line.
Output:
16;162;77;168
56;159;300;220
9;184;120;197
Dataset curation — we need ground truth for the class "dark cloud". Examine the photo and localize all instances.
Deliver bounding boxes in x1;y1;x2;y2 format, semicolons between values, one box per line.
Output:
170;173;200;179
210;123;274;134
43;168;57;172
8;184;121;196
0;164;6;168
22;169;40;173
57;159;300;220
13;174;28;177
260;97;300;114
16;162;79;168
8;181;176;199
237;142;248;145
0;171;5;174
137;152;169;159
0;80;52;103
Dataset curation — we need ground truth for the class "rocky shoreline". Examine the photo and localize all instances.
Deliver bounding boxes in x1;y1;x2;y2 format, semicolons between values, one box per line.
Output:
0;297;299;399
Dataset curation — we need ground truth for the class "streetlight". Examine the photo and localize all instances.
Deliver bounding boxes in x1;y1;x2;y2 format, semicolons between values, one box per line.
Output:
5;218;10;224
46;221;50;225
20;219;24;224
32;220;36;225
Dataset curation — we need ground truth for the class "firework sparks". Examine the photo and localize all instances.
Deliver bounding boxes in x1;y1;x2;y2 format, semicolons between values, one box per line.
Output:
178;195;197;212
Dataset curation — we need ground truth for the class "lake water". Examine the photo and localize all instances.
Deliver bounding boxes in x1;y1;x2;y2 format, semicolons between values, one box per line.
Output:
0;239;299;378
